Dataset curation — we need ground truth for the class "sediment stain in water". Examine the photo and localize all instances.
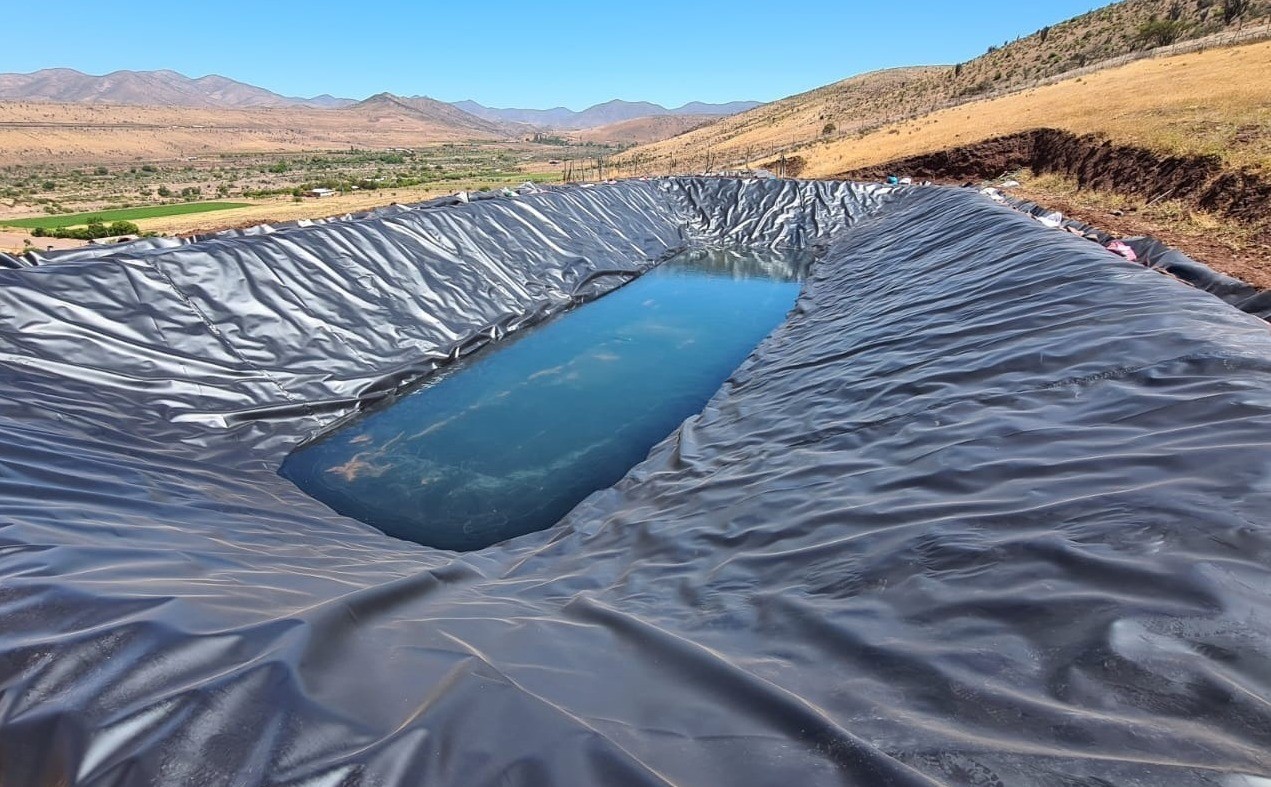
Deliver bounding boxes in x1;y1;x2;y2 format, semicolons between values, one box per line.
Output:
281;247;811;551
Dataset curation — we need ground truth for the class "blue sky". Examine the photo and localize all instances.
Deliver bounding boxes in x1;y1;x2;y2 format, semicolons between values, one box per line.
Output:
10;0;1105;109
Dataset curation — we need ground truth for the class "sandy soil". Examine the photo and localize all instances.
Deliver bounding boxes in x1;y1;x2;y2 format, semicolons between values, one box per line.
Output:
0;230;85;254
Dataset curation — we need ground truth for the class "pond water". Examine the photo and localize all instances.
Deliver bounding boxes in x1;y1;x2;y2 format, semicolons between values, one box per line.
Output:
280;246;811;551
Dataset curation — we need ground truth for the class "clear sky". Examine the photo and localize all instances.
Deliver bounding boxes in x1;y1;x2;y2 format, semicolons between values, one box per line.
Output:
10;0;1106;109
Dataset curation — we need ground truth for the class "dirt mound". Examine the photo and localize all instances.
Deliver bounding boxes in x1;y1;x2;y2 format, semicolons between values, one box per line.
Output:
835;128;1270;225
759;155;806;178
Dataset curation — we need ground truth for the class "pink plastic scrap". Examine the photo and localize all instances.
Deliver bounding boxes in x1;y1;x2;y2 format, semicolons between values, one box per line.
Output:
1106;240;1139;262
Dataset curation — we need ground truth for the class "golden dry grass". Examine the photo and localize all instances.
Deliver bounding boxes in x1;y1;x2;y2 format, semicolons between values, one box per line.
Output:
807;41;1271;177
615;67;943;174
621;41;1271;178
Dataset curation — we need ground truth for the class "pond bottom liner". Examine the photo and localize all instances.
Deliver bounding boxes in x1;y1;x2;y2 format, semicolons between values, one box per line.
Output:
0;178;1268;786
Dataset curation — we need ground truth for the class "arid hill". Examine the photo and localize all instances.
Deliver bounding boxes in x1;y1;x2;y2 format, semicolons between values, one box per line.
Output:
618;0;1270;173
347;94;510;138
0;68;350;108
571;115;719;145
0;99;511;165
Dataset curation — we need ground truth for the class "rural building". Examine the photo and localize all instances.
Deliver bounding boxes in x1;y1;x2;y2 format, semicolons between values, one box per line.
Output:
303;187;338;199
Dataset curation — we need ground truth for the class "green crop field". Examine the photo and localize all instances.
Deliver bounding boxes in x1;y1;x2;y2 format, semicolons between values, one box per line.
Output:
0;202;253;229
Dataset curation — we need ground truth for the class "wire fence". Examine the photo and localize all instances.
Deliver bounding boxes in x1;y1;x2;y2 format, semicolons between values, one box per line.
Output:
1002;22;1271;91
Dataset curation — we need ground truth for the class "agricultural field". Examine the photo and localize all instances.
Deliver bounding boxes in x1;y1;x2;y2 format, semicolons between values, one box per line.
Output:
0;140;619;246
0;202;251;229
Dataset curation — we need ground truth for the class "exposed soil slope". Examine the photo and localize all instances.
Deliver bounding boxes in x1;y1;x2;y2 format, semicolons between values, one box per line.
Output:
835;127;1271;288
1014;179;1271;289
837;128;1270;225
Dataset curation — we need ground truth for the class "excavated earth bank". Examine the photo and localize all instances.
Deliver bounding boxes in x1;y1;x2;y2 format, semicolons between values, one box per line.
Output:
835;127;1271;226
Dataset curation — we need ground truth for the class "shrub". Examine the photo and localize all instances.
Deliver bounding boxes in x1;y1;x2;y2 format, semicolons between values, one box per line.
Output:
1138;18;1185;47
40;219;140;240
1224;0;1251;23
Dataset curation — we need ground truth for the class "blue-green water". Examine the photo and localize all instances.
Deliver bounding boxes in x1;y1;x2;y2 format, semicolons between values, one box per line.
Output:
280;247;810;551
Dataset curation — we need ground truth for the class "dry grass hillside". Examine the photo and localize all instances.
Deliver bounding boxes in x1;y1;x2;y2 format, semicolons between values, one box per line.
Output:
617;67;945;173
0;100;510;165
570;115;718;145
618;0;1270;174
807;41;1271;177
812;41;1271;289
948;0;1267;96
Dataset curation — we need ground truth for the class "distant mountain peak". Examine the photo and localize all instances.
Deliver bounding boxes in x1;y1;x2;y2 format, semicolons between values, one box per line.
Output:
0;67;355;109
0;67;760;130
454;98;762;130
347;92;510;138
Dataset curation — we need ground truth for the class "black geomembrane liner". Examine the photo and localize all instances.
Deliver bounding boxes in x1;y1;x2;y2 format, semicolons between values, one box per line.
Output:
0;178;1267;786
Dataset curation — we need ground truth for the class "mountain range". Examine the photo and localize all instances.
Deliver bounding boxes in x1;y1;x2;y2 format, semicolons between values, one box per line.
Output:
451;99;761;130
0;68;351;109
0;68;758;129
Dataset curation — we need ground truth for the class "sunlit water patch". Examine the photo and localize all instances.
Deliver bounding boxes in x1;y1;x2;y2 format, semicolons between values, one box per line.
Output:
280;247;811;550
